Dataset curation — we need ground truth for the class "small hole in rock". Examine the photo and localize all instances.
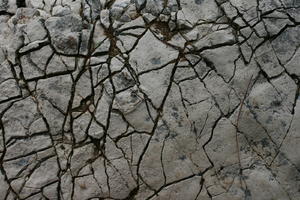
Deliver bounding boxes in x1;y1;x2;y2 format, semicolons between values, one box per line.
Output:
16;0;26;8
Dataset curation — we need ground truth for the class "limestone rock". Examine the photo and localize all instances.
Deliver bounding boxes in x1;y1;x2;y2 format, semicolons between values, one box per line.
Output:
0;0;300;199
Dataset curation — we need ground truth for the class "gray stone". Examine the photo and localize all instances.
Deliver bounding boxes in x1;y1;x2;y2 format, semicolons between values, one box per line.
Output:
45;14;82;54
1;0;300;199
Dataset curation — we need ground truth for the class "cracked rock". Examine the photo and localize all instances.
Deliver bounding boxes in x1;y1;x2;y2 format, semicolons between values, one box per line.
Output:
0;0;300;199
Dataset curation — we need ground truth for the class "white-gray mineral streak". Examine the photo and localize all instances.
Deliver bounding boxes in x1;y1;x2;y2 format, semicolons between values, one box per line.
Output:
0;0;300;199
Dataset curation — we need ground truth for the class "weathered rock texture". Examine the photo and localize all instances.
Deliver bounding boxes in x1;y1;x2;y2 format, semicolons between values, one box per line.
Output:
0;0;300;199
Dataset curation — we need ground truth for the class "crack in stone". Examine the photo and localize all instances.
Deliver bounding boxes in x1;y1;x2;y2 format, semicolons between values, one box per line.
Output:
0;0;300;199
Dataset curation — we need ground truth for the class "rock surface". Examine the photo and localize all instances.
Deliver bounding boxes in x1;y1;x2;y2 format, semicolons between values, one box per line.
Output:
0;0;300;199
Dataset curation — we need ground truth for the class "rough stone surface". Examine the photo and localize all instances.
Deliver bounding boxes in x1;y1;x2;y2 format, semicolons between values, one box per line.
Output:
0;0;300;199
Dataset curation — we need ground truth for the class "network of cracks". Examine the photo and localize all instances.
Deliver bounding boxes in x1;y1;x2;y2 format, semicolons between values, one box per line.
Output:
0;0;300;199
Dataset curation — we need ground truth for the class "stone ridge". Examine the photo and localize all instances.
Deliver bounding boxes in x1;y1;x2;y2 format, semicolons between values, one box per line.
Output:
0;0;300;199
